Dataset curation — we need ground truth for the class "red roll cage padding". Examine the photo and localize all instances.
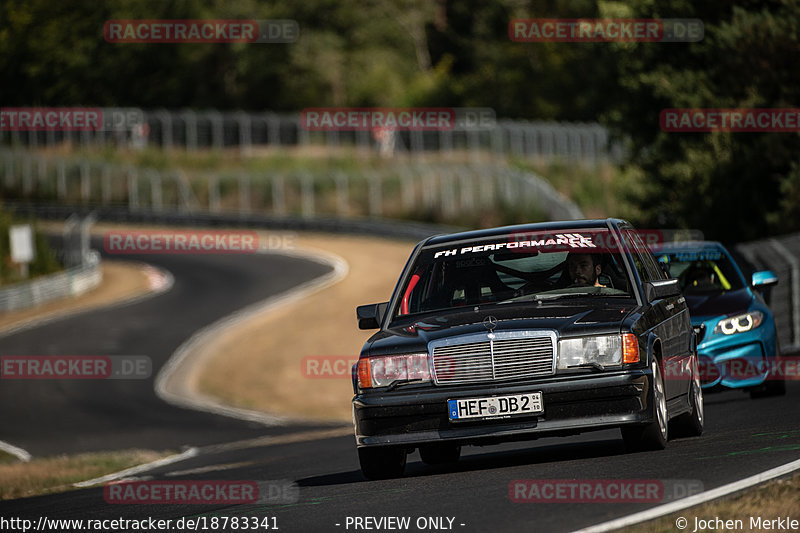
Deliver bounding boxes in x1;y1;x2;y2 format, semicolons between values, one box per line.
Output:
400;273;422;315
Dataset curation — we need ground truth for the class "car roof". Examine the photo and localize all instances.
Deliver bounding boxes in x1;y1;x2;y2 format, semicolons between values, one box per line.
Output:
423;218;628;247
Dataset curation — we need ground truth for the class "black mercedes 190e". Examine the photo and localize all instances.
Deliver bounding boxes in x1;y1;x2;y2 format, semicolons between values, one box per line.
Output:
352;219;703;479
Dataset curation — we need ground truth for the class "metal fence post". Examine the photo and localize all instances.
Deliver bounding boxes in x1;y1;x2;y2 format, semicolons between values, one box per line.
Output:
368;171;382;217
127;167;139;210
156;110;173;150
272;175;286;215
301;173;314;218
236;111;252;157
57;160;67;199
80;161;91;203
22;155;33;194
101;164;112;204
183;110;198;151
37;156;47;194
335;172;349;216
238;173;251;213
3;152;14;187
208;175;220;212
147;169;163;211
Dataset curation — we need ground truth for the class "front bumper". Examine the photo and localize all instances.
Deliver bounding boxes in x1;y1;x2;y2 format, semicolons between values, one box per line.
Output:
696;329;770;389
353;371;653;448
693;311;778;390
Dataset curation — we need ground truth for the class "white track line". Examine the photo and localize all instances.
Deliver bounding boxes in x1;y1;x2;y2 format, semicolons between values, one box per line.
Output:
0;440;32;462
572;457;800;532
73;448;199;488
154;246;349;426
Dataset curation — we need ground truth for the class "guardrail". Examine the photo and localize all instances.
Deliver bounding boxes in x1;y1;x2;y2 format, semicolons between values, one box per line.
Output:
0;149;584;224
0;251;102;312
0;109;621;166
736;237;800;354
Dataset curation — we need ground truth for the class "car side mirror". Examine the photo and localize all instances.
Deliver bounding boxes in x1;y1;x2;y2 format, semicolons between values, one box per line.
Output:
356;302;388;330
643;279;681;303
751;270;778;288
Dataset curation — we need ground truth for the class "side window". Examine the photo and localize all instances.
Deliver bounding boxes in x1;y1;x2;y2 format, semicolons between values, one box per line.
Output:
622;230;663;282
642;248;667;280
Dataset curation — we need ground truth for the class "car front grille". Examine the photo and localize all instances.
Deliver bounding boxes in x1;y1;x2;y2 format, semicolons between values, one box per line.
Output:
430;331;556;385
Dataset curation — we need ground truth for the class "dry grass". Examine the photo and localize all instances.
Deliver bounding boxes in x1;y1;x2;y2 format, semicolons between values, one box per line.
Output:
197;232;416;421
0;260;155;335
0;450;171;500
627;472;800;532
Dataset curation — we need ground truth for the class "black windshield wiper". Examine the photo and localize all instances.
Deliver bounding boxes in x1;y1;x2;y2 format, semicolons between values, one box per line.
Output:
533;292;595;301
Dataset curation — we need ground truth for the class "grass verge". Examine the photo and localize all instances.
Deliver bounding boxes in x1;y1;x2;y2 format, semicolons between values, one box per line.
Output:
197;231;415;421
627;472;800;533
0;449;173;500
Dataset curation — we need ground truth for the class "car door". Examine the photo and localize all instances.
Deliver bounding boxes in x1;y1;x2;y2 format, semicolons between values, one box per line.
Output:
622;229;691;400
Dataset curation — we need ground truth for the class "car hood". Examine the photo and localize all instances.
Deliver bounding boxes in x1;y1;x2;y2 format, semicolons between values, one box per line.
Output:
365;302;633;356
684;288;752;318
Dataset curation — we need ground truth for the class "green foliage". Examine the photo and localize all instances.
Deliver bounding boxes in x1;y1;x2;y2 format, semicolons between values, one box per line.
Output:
602;0;800;242
2;0;799;239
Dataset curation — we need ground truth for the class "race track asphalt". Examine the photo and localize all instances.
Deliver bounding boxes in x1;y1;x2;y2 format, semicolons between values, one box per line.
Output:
0;245;335;456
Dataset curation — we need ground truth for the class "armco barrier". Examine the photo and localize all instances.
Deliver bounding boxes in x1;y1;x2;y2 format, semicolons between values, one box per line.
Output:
0;251;101;312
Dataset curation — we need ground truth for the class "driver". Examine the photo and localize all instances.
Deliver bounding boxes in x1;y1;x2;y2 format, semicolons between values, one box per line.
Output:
566;252;606;287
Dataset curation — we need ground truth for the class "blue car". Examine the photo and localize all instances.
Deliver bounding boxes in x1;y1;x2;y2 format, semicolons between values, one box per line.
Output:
654;242;783;398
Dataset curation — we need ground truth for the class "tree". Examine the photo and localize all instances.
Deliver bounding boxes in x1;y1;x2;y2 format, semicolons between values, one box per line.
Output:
602;0;800;241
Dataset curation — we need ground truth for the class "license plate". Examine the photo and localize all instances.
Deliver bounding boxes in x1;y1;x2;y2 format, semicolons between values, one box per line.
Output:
448;392;543;421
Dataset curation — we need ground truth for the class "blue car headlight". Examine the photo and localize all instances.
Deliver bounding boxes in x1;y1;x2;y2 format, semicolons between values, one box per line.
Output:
713;311;763;335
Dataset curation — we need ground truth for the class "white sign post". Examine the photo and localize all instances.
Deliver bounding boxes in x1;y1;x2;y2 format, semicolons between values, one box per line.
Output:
9;224;35;279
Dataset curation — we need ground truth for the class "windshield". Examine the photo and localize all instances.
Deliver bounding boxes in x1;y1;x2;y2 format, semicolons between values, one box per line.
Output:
396;229;634;318
655;248;745;293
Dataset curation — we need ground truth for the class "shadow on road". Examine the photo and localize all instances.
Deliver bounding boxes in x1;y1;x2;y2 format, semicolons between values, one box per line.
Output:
296;436;627;487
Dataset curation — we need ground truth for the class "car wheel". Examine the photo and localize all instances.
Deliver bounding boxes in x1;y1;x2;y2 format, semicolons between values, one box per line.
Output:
672;355;704;437
358;446;407;480
622;356;668;451
419;444;461;465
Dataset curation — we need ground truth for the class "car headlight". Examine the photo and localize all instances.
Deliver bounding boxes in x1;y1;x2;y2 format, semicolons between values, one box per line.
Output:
713;311;763;335
557;334;639;369
356;353;430;388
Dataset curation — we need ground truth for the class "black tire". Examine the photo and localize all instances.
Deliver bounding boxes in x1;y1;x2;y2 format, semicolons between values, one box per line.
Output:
622;356;668;452
358;446;407;480
672;354;704;437
419;444;461;465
